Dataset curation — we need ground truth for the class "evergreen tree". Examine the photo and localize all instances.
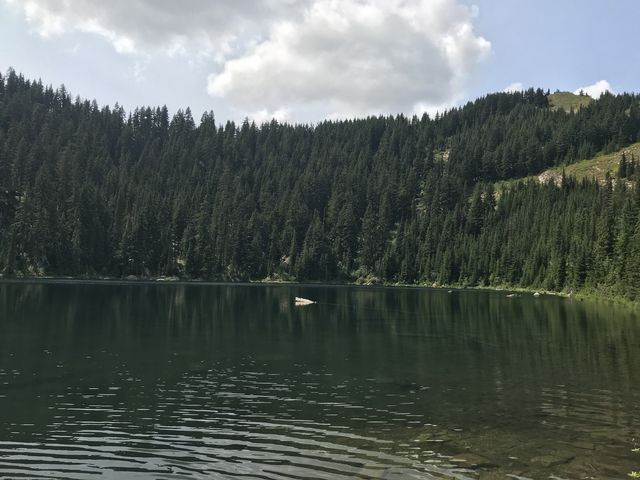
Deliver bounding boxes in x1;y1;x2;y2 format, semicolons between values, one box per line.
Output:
0;69;640;299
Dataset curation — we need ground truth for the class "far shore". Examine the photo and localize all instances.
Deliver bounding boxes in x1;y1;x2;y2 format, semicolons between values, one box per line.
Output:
0;274;636;309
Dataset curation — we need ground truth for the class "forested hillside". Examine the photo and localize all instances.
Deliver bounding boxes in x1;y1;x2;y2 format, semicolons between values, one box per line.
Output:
1;69;640;298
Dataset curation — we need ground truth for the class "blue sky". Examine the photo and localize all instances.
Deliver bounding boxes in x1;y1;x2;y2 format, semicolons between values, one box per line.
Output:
0;0;637;123
466;0;640;98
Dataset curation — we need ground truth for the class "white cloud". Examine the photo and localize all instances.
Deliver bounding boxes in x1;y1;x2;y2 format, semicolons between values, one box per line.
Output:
503;82;524;93
132;61;148;84
574;80;613;99
5;0;310;57
209;0;491;118
413;99;459;118
7;0;491;120
247;108;292;125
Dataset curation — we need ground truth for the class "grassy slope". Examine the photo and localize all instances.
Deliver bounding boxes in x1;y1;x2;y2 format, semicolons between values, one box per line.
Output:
538;142;640;184
548;91;593;112
494;93;599;197
495;142;640;197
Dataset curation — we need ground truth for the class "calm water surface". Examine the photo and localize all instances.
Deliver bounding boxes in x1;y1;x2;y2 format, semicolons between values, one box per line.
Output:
0;281;638;479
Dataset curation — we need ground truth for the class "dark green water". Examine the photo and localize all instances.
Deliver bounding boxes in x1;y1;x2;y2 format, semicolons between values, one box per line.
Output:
0;281;638;479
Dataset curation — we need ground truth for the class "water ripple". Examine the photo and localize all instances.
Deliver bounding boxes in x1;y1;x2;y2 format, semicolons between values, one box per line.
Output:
0;367;473;479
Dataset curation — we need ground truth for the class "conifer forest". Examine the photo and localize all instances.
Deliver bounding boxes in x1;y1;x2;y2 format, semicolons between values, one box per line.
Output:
2;69;640;299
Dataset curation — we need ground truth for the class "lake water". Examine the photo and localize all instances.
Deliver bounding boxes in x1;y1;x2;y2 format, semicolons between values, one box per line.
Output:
0;281;638;479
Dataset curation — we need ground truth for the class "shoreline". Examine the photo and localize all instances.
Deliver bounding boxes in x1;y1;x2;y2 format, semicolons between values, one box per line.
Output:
0;274;636;309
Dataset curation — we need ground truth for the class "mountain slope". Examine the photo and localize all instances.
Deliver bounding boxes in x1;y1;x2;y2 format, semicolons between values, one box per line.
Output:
538;143;640;184
1;69;640;300
496;142;640;194
549;91;593;112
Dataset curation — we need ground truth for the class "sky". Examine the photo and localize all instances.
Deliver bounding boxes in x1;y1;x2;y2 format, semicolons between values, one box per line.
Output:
0;0;638;124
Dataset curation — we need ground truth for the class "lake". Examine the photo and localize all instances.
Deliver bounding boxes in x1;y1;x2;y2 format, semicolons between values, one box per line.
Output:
0;281;638;479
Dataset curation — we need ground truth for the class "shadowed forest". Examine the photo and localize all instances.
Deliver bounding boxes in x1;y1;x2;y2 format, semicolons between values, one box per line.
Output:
1;69;640;298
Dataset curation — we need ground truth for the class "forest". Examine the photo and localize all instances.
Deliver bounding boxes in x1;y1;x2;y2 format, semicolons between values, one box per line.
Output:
1;68;640;299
